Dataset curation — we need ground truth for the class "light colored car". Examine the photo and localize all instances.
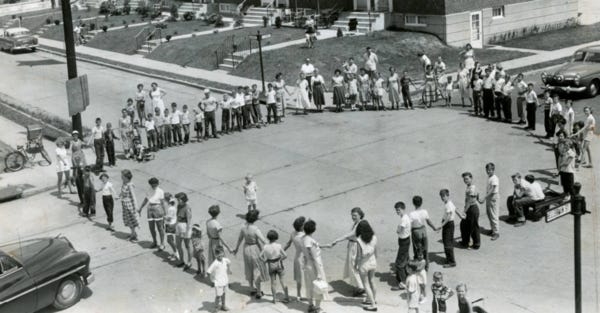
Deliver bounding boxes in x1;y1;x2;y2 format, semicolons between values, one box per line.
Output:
541;45;600;97
0;27;38;53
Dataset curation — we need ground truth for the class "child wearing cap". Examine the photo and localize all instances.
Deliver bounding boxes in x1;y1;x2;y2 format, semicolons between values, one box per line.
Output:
243;174;258;211
191;224;206;277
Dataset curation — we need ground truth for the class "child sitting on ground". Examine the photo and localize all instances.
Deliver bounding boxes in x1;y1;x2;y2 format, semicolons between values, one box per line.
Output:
191;224;205;277
260;230;290;304
133;139;153;162
431;272;454;313
207;247;231;312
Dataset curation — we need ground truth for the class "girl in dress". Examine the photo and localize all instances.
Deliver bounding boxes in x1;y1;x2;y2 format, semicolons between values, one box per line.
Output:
274;73;292;119
119;109;133;159
460;44;476;73
347;74;359;111
373;72;386;111
332;69;346;112
311;69;326;112
355;220;378;312
301;220;328;313
206;205;233;266
387;67;401;110
423;65;436;108
328;207;365;297
149;82;166;118
120;169;139;242
135;84;146;122
457;63;473;108
284;216;306;301
357;68;371;111
232;210;269;299
296;73;311;115
55;139;74;198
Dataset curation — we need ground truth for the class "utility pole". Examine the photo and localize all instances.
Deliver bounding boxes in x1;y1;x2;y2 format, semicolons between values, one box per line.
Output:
60;0;82;134
570;182;588;313
257;30;266;92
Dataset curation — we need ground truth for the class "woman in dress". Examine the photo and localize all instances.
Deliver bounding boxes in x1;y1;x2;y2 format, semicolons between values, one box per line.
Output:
232;210;269;298
148;82;166;118
423;65;436;108
355;220;378;312
332;69;346;112
206;204;232;266
460;43;476;73
387;67;402;110
328;207;365;297
295;73;312;115
120;169;140;242
119;109;133;159
358;68;371;111
373;72;386;111
274;73;292;119
457;63;473;108
301;220;328;313
55;139;74;198
311;69;326;112
135;83;146;122
174;192;193;269
284;216;307;301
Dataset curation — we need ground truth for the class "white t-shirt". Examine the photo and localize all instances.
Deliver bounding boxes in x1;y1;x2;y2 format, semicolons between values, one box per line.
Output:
525;90;537;103
91;125;104;140
409;209;429;229
144;119;155;131
244;181;258;200
181;111;191;124
171;110;182;124
397;214;411;239
165;204;177;225
521;179;545;201
487;175;499;195
207;258;231;287
221;99;232;110
550;102;562;116
101;181;113;196
420;55;431;68
364;52;378;71
301;63;315;76
146;187;164;204
443;200;456;224
266;90;277;104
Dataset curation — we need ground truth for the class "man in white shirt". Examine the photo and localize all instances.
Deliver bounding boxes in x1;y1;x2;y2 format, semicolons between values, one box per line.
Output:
364;47;378;77
515;74;528;124
524;83;539;130
201;89;219;139
232;87;245;132
482;67;496;119
510;173;545;226
300;58;315;94
483;163;500;240
392;201;411;290
417;52;431;72
170;102;183;145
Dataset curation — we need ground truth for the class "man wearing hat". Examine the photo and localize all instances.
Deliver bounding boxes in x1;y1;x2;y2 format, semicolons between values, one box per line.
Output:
201;89;219;139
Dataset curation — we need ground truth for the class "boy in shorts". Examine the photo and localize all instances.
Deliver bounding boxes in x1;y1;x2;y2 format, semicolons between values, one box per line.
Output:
207;247;231;312
191;224;205;277
260;230;290;304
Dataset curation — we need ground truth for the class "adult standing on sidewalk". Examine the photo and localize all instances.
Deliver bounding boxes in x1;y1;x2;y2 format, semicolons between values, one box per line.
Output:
364;47;378;78
89;117;105;172
201;89;219;139
149;82;166;118
514;74;528;124
120;169;140;242
301;220;329;313
138;177;166;250
175;192;193;269
481;163;500;240
55;139;74;198
232;210;268;299
573;107;595;168
328;207;366;297
301;58;315;96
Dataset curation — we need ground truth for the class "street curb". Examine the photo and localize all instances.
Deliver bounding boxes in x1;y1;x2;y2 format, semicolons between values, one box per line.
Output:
0;94;72;140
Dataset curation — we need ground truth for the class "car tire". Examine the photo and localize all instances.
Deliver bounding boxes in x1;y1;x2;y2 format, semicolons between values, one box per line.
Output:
52;275;83;310
587;80;599;98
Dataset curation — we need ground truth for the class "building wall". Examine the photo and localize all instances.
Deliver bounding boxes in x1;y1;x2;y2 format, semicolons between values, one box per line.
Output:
0;0;52;17
292;0;353;11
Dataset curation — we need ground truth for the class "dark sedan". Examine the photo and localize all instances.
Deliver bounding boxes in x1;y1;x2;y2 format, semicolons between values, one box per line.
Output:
541;45;600;97
0;236;93;313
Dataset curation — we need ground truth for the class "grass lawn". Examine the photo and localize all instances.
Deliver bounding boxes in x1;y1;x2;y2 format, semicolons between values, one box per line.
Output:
16;8;101;32
147;26;307;69
501;23;600;51
232;31;532;86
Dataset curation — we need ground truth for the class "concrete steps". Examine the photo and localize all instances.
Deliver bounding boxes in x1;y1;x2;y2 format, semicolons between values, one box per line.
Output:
332;11;384;33
242;6;273;25
135;39;159;55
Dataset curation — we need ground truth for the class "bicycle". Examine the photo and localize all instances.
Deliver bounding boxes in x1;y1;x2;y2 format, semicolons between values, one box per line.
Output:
4;125;52;172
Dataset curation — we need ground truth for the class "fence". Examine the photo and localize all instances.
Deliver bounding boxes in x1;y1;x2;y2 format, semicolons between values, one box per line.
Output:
214;33;256;69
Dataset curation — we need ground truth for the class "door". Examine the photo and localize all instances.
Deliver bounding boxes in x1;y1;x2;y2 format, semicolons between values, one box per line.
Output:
470;11;483;48
0;255;36;313
355;0;369;10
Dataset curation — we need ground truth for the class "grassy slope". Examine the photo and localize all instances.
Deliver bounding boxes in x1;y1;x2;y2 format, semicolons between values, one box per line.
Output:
501;23;600;51
147;26;306;69
233;31;532;86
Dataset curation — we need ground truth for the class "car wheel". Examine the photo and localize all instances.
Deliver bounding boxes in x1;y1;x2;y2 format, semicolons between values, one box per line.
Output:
52;275;83;310
587;80;599;97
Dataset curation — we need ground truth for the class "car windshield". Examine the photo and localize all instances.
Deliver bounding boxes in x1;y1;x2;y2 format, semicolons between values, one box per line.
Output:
573;51;600;63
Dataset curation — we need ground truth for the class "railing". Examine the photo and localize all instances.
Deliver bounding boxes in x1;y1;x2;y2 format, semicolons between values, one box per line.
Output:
134;26;151;51
145;27;162;53
237;0;251;15
214;34;255;69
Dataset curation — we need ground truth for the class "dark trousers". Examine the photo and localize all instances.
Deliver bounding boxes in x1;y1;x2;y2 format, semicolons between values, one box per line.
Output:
401;86;413;108
411;227;429;270
82;187;96;215
102;195;114;223
163;125;172;147
171;124;182;144
442;221;456;264
155;125;164;149
526;102;537;130
473;90;482;115
251;103;262;123
502;96;512;122
221;108;231;132
516;96;525;121
460;204;480;248
560;172;575;196
233;108;243;131
394;237;411;284
93;139;105;171
513;195;537;222
483;88;494;117
105;141;115;166
242;105;252;127
182;124;191;143
204;111;217;137
544;109;553;136
267;103;278;123
74;168;84;203
147;129;157;151
494;92;503;119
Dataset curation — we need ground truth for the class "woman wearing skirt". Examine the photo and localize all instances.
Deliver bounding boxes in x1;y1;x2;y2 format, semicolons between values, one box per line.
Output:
387;67;402;110
301;220;329;313
311;69;326;112
295;73;314;114
119;109;133;158
332;69;346;112
358;68;371;111
274;73;291;119
120;169;140;242
233;210;269;299
284;216;307;301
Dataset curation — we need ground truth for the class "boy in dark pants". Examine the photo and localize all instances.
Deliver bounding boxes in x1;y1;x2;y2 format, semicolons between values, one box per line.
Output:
437;189;461;267
96;173;116;231
392;201;411;290
81;166;96;217
408;196;438;271
460;172;480;249
525;83;539;130
103;122;119;167
89;117;105;172
400;71;414;109
266;84;278;124
221;93;232;134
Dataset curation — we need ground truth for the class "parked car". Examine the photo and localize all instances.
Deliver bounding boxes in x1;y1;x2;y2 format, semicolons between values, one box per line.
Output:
0;27;38;53
0;236;93;313
541;45;600;97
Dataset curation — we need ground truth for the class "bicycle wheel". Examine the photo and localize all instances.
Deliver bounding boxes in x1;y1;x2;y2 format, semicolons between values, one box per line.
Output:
40;147;52;166
4;152;26;172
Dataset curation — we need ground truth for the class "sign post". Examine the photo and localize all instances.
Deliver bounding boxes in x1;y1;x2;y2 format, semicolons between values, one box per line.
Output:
60;0;82;134
257;30;266;92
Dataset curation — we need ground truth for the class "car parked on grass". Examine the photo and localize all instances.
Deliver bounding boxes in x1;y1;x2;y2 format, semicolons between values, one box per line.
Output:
0;27;38;53
541;45;600;97
0;236;93;313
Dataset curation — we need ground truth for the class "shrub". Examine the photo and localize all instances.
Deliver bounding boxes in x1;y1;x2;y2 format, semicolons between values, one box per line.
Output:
165;34;172;42
131;19;136;23
215;15;224;28
45;17;52;25
348;18;358;31
275;16;281;28
101;25;108;32
54;19;60;25
89;23;96;31
336;27;343;37
262;15;268;27
123;4;131;15
110;23;115;27
183;11;194;21
170;4;178;19
173;31;178;35
99;1;112;14
213;29;219;34
191;33;196;37
136;0;149;17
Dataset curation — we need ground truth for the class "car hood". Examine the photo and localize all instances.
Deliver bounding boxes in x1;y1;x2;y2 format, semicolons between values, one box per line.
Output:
553;62;600;77
1;238;78;272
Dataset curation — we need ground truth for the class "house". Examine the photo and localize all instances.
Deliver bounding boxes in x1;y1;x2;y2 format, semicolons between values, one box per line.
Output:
389;0;580;47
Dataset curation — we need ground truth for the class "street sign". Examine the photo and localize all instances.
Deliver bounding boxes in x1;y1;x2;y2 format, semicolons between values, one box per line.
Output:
545;201;571;223
66;74;90;116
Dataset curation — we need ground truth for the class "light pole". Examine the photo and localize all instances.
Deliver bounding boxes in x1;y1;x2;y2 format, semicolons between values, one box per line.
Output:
60;0;82;134
570;182;589;313
256;30;266;92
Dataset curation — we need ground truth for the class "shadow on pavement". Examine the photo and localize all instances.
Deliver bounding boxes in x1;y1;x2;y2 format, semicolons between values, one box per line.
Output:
328;280;355;297
374;270;397;288
427;251;447;266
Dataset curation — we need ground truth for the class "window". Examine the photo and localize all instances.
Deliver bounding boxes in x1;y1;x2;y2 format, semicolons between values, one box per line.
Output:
0;255;20;276
405;15;426;26
492;6;505;18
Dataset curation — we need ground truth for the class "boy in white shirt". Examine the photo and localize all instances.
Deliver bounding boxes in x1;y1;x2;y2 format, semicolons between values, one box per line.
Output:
392;201;411;290
472;73;483;115
480;163;499;240
266;83;278;124
207;247;231;312
243;174;258;211
260;230;290;304
144;113;157;152
193;107;204;142
564;100;575;135
549;94;563;138
437;189;462;268
525;83;539;131
220;94;232;134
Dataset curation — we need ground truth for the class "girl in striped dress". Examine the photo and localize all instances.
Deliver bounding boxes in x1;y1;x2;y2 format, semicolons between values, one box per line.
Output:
232;210;269;299
120;169;140;242
332;69;346;112
284;216;307;301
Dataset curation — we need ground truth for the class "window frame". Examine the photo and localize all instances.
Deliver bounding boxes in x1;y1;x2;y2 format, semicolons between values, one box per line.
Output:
404;14;427;27
492;6;505;19
0;254;22;278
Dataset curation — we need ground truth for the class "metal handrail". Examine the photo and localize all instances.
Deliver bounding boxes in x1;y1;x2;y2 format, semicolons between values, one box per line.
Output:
134;26;151;50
